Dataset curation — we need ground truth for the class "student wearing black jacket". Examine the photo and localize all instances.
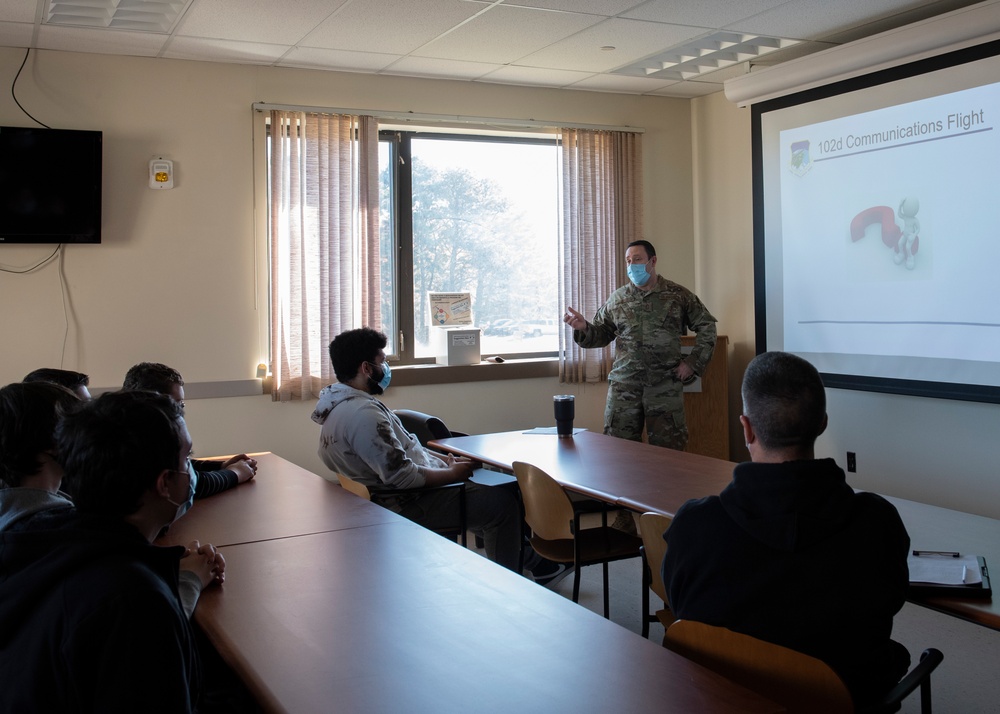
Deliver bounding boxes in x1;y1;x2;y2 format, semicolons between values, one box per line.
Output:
663;351;910;707
0;391;213;712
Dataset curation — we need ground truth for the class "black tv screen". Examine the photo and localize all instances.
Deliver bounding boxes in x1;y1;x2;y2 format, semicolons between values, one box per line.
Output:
0;126;102;244
752;40;1000;404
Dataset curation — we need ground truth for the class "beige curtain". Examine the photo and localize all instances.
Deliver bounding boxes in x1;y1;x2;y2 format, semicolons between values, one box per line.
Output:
559;129;643;383
268;111;380;401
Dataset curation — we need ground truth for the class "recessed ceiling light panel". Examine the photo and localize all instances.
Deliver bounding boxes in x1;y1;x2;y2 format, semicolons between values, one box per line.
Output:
46;0;192;34
613;31;802;82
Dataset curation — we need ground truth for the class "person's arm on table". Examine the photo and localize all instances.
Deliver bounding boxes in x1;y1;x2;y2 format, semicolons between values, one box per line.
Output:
177;540;226;619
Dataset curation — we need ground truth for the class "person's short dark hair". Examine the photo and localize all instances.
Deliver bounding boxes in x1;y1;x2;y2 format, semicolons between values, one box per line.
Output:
57;390;184;517
123;362;184;395
626;240;656;258
742;351;826;450
0;382;80;487
23;368;89;391
328;328;387;383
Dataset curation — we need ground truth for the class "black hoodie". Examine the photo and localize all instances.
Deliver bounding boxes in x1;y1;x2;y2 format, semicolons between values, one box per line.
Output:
663;458;910;705
0;511;200;712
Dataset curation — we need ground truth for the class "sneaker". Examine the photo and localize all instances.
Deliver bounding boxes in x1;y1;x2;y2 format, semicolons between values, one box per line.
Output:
612;509;637;535
530;560;573;589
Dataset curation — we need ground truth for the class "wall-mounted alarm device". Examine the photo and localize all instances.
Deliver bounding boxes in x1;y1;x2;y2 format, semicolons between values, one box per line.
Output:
149;157;174;189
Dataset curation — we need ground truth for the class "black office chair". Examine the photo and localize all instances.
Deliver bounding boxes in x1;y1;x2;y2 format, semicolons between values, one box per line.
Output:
395;409;522;561
393;409;467;445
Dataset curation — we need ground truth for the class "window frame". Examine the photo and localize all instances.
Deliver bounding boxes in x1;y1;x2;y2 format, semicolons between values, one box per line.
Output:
379;128;562;367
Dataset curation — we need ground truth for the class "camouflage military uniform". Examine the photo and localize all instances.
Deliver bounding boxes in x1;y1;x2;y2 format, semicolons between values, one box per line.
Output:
573;276;717;450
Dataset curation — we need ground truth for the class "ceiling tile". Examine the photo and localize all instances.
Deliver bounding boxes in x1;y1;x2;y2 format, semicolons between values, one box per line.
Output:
416;4;601;64
567;73;679;94
728;0;941;41
649;79;724;98
176;0;346;45
479;64;596;87
382;54;500;80
621;0;789;27
488;0;642;14
517;17;712;72
301;0;481;55
163;36;288;64
0;22;34;45
279;46;401;73
1;0;37;23
36;25;167;56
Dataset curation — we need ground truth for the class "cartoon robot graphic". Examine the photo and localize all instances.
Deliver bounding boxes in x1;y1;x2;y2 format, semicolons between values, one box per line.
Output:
849;197;921;270
894;197;920;270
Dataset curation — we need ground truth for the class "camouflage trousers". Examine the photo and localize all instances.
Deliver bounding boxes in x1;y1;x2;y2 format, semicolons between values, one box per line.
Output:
603;380;687;451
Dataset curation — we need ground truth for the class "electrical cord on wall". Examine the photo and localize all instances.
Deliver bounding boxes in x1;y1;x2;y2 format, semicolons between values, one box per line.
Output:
5;49;72;368
11;48;50;128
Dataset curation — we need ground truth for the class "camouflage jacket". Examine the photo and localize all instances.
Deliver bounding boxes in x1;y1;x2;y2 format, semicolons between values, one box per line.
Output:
573;276;717;386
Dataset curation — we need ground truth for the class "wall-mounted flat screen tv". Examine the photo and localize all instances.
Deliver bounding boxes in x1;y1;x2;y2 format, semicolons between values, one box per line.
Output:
0;126;102;244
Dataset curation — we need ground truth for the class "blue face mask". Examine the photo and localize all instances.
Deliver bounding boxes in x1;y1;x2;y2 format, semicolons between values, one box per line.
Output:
627;262;651;287
369;360;392;394
168;461;197;522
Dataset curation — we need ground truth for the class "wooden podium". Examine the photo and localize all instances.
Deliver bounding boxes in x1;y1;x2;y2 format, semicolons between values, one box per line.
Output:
682;334;729;460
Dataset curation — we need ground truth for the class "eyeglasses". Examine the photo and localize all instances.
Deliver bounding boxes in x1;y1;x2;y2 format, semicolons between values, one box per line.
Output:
169;456;192;477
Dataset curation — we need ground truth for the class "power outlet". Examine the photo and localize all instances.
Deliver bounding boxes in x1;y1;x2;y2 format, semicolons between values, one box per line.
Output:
846;452;857;473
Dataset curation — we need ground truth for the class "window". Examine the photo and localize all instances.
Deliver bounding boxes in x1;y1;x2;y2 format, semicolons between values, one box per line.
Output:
263;107;640;399
379;131;561;363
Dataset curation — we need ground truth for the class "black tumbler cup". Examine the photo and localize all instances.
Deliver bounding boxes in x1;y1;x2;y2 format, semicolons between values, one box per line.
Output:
553;395;575;438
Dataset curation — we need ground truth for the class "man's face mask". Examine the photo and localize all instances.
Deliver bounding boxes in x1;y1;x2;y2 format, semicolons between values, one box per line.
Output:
167;460;197;522
627;262;651;287
368;360;392;395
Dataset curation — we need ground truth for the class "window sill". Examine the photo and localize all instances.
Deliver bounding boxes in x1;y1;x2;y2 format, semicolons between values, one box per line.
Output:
391;357;559;386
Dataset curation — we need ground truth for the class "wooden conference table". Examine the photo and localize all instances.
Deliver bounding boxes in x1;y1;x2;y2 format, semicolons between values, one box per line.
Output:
431;430;1000;631
172;453;782;714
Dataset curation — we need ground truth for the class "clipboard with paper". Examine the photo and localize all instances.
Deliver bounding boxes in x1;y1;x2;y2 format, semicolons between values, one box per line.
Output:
908;551;992;599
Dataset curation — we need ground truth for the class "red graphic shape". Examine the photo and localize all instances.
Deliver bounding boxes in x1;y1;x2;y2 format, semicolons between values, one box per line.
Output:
850;206;901;247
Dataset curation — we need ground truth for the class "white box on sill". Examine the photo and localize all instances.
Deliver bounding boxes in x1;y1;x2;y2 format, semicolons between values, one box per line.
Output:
433;327;481;365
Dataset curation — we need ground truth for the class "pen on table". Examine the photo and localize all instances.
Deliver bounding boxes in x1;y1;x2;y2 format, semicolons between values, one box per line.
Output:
912;550;961;557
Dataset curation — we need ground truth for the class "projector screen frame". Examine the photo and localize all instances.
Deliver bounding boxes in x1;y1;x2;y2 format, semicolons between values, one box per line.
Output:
752;37;1000;405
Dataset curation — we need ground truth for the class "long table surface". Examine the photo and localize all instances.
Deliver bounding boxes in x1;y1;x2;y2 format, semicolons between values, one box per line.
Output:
194;519;782;714
158;452;399;548
430;429;735;517
178;452;784;714
431;430;1000;631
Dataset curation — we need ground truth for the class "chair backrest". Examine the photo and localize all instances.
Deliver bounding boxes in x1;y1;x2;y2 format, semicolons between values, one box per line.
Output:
663;620;854;714
638;512;672;604
394;409;453;446
512;461;576;541
337;473;372;501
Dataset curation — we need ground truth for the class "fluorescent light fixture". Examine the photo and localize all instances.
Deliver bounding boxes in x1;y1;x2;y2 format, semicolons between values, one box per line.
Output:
612;31;802;82
46;0;192;33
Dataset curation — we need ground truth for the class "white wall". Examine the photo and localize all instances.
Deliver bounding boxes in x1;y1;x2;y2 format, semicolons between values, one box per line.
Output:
0;48;692;474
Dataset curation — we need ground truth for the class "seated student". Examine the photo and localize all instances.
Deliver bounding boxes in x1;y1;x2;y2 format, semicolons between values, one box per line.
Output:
123;361;258;497
662;351;910;707
312;328;530;572
23;367;92;400
0;381;80;529
0;390;215;712
0;381;221;618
